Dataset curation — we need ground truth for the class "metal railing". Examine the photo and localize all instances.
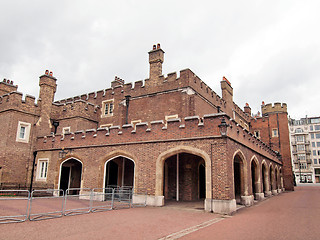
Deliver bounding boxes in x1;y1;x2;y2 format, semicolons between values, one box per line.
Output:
0;190;30;224
91;188;114;212
64;188;92;216
29;189;64;221
0;187;147;224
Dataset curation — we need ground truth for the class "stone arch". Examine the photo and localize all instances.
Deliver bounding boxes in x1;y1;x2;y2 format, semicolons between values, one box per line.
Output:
261;160;269;194
155;146;211;199
275;165;280;190
269;163;276;193
279;167;284;189
101;150;137;189
233;149;249;203
250;155;261;199
58;157;83;195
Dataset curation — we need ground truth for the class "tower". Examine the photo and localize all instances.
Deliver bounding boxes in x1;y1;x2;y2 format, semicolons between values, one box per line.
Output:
259;102;294;190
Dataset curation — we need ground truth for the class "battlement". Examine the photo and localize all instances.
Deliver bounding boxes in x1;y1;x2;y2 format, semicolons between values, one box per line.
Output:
0;79;18;96
53;99;99;121
36;113;280;162
0;91;39;114
261;102;287;115
233;103;252;122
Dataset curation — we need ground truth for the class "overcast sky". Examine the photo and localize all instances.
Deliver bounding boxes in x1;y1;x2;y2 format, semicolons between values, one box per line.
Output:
1;0;319;119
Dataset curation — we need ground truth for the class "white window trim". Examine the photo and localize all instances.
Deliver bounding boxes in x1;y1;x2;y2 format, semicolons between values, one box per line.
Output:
36;158;49;181
101;99;114;118
272;128;278;137
62;127;71;135
16;121;31;143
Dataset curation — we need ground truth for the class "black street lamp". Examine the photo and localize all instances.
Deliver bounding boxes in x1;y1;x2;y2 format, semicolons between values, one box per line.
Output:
59;148;72;159
218;117;229;136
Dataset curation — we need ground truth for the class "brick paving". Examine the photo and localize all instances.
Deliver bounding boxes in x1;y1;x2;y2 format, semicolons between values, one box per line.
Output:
181;186;320;240
0;186;318;239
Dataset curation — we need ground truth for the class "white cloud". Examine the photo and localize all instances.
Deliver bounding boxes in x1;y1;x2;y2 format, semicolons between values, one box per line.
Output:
0;0;319;119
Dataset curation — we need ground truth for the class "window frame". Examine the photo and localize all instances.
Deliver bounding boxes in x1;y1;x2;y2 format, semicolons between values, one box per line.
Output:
101;99;114;117
16;121;31;143
296;135;304;143
36;158;49;181
272;128;278;137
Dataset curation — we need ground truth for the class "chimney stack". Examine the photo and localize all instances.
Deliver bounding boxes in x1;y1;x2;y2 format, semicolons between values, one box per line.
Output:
244;103;251;116
148;43;164;86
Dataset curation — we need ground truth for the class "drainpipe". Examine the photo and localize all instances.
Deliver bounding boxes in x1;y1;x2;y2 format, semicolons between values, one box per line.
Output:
125;95;131;124
29;151;37;193
210;144;213;212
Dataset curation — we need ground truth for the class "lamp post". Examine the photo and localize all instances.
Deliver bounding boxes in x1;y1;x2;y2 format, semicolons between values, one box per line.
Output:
125;95;131;124
59;148;72;159
218;117;229;136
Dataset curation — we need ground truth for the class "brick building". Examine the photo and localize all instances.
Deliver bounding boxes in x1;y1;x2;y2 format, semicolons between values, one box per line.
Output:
0;44;293;214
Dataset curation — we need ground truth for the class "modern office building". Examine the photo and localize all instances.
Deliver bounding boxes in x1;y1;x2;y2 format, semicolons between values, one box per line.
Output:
289;116;320;183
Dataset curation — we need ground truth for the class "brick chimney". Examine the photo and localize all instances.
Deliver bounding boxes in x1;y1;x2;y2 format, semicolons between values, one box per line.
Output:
148;43;164;85
0;79;18;95
244;103;251;116
220;76;233;104
111;76;125;88
37;70;57;136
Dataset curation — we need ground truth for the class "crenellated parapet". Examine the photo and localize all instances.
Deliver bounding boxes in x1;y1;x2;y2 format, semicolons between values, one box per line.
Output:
233;103;252;122
36;113;280;163
53;68;228;115
52;99;99;121
0;91;39;115
0;79;18;96
262;102;287;116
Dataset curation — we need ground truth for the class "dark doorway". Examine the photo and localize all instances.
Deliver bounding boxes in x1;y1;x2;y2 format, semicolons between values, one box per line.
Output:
270;167;274;191
199;164;206;199
251;160;258;199
59;159;82;195
60;166;70;193
234;159;241;203
105;157;134;188
262;164;267;193
105;161;118;186
163;153;205;202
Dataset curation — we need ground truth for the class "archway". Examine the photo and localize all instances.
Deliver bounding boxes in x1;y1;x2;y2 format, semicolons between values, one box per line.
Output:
270;164;275;192
163;153;205;202
233;152;247;204
104;156;135;188
262;162;268;194
59;158;82;195
251;158;259;199
280;168;284;189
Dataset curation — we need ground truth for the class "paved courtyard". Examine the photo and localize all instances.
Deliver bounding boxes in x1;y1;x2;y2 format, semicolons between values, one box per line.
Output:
0;186;319;239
